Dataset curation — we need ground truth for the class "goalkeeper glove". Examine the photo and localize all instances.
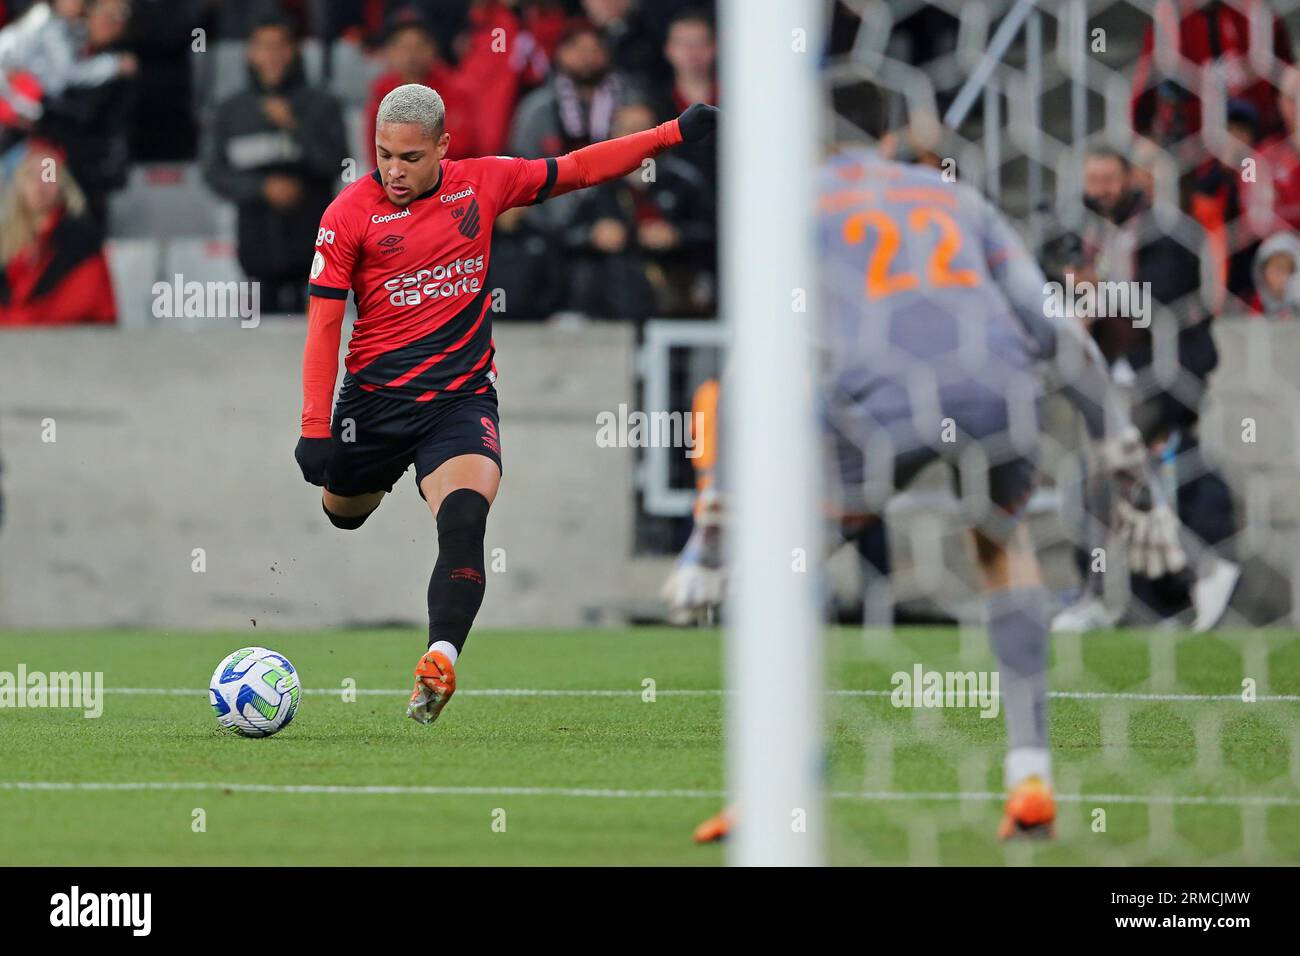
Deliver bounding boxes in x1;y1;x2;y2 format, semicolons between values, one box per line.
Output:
1091;426;1188;578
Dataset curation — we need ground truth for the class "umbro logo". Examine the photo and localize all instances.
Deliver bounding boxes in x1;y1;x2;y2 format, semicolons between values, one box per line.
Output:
377;234;405;255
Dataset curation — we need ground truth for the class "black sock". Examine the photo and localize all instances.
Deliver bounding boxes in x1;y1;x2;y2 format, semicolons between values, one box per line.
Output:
427;488;490;655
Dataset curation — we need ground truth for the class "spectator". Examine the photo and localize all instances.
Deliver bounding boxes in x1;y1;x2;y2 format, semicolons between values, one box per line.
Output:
364;3;521;161
1233;68;1300;249
581;0;662;87
123;0;208;161
509;19;631;159
1078;147;1212;431
561;101;715;319
0;139;116;325
202;15;346;313
1250;232;1300;318
1130;0;1292;152
37;0;136;225
214;0;310;41
1190;98;1261;307
508;0;568;91
0;0;135;151
1071;146;1235;623
661;9;715;116
657;8;716;190
483;206;566;320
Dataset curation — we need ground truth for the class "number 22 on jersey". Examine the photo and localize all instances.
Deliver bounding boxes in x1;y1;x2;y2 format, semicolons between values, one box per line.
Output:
841;206;981;299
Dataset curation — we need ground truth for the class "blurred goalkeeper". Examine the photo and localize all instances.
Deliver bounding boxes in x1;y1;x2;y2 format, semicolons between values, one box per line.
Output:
693;81;1184;843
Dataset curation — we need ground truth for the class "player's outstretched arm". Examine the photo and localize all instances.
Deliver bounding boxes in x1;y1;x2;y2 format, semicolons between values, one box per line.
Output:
549;103;718;198
976;194;1128;443
295;294;346;486
975;195;1186;576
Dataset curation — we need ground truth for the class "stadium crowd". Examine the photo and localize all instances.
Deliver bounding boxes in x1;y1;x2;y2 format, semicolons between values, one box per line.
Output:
2;0;1300;334
0;0;718;324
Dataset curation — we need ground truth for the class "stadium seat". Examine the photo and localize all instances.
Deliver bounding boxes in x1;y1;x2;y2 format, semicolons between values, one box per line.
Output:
161;238;245;290
107;164;226;240
329;39;383;110
104;238;161;329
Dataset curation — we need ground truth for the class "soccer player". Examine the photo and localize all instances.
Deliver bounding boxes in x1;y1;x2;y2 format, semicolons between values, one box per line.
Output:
692;81;1182;843
295;83;717;725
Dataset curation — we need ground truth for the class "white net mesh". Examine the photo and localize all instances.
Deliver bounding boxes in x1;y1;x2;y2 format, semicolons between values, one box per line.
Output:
819;0;1300;864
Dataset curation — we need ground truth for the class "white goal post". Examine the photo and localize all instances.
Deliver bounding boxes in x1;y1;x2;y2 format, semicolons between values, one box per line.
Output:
721;0;826;866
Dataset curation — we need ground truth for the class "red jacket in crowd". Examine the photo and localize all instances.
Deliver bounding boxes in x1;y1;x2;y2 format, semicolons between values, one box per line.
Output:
1131;0;1293;143
1238;134;1300;235
0;210;117;326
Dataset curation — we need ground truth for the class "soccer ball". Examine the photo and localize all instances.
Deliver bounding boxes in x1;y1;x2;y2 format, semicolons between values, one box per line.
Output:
209;647;301;737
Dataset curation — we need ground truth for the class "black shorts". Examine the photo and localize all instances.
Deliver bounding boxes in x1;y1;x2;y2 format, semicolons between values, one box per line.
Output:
326;376;502;498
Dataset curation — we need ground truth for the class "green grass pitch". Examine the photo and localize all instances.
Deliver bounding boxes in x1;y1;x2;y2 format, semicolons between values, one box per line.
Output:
1;627;1297;865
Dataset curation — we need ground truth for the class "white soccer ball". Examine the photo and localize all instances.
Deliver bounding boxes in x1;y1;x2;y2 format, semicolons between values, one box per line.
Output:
209;647;301;737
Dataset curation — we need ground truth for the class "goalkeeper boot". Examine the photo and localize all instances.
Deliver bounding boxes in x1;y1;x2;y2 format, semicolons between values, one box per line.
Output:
997;775;1056;840
692;807;734;844
406;649;456;725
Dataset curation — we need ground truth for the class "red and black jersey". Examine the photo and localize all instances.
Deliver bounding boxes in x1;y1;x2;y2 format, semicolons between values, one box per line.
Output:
301;113;692;438
308;155;558;401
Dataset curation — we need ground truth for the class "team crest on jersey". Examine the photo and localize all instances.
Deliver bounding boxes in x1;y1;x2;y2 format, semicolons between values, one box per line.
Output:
451;198;481;239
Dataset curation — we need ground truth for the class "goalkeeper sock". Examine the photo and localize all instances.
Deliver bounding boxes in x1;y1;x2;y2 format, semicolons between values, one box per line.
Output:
987;586;1053;787
427;488;490;656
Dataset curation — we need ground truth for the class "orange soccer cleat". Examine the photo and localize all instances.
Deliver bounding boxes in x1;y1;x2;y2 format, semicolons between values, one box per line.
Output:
693;807;734;844
406;649;457;725
997;775;1056;840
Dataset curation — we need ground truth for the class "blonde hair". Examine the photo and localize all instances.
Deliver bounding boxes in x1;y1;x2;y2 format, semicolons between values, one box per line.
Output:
0;149;89;265
376;83;446;138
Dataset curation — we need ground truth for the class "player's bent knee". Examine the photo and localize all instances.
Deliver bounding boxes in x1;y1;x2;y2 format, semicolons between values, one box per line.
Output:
436;488;490;539
323;501;376;530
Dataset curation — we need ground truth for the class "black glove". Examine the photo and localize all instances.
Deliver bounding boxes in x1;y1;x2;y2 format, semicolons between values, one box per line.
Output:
677;103;719;143
295;436;334;486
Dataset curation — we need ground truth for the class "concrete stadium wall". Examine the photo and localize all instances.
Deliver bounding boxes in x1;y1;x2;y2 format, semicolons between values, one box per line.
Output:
2;319;1297;631
0;323;636;631
1197;320;1300;624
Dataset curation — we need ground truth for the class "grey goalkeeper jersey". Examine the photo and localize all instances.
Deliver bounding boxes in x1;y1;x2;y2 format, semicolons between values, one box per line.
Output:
817;148;1121;441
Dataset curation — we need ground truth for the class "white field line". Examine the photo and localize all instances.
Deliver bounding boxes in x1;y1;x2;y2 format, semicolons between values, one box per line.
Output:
1;780;1298;807
103;687;1300;703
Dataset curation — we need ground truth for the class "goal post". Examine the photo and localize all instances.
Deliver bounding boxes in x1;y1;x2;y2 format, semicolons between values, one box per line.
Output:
720;0;826;867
